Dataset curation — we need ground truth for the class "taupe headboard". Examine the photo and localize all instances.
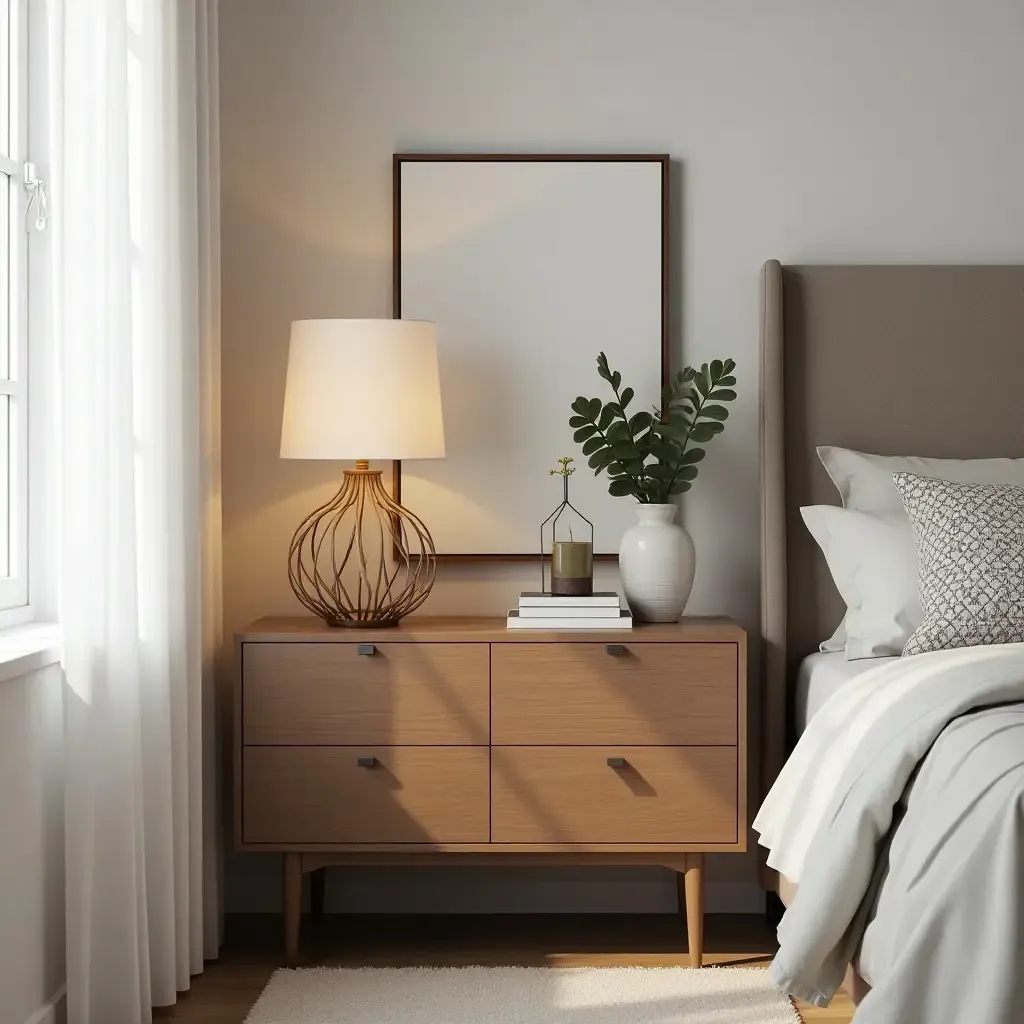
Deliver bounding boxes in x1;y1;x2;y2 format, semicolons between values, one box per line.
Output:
759;260;1024;796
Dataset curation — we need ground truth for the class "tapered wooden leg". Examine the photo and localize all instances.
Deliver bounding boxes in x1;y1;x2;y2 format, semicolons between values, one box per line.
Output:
310;867;327;920
284;853;302;966
681;854;704;968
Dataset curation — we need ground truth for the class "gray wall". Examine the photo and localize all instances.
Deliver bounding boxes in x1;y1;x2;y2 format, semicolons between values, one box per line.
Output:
0;665;65;1024
218;0;1024;913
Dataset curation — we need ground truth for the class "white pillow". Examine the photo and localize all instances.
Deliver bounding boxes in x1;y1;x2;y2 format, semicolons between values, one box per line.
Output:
817;446;1024;511
800;505;921;660
813;447;1024;653
818;620;846;654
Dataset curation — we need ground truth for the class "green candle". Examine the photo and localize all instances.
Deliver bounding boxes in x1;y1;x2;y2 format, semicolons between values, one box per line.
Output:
551;540;593;596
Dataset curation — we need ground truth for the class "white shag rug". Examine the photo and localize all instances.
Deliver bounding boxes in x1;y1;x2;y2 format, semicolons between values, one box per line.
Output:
244;966;801;1024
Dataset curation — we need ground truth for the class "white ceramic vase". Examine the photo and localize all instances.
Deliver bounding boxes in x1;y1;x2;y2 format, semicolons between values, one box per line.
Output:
618;503;695;623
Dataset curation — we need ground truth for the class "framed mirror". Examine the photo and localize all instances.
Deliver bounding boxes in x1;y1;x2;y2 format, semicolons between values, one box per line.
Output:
394;153;669;558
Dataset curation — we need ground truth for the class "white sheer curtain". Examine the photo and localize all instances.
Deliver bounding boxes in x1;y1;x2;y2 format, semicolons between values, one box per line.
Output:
49;1;222;1021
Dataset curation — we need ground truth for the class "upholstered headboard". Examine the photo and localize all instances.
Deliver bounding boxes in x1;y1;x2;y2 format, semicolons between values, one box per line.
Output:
759;261;1024;803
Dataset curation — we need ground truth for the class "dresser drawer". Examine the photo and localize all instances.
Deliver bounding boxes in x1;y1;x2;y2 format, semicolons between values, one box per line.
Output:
490;746;736;844
491;643;737;745
242;642;489;745
242;746;489;844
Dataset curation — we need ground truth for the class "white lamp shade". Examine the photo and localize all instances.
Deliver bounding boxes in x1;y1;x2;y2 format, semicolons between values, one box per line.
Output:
280;319;446;460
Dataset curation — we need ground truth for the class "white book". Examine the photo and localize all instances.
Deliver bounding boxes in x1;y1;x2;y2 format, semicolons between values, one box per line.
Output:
516;604;622;618
518;591;621;608
506;610;633;630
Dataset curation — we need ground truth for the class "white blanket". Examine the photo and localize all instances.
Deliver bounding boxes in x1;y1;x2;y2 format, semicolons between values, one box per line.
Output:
754;644;1024;1019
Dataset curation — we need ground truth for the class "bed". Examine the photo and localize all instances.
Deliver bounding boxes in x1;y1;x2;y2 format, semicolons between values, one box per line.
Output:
793;652;896;737
755;262;1024;1020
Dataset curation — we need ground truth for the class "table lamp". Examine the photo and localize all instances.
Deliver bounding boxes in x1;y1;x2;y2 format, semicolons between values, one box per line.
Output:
280;319;445;627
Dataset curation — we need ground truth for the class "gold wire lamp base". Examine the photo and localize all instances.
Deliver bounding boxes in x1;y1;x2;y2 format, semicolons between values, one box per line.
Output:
287;461;436;627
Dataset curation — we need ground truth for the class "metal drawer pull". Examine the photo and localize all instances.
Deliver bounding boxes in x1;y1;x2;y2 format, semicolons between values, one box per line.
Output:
356;756;377;768
606;644;626;655
606;757;628;769
357;644;376;656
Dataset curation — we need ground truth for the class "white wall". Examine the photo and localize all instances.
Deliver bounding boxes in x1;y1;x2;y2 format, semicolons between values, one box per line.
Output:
218;0;1024;913
0;665;65;1024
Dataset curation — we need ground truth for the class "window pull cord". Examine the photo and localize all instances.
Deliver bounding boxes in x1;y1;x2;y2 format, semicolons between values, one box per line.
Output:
23;162;48;232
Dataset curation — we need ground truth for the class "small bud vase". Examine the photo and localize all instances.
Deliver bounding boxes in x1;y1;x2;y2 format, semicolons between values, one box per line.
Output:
618;503;695;622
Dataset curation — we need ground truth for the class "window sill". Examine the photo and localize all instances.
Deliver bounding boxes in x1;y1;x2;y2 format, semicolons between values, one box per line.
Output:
0;621;62;684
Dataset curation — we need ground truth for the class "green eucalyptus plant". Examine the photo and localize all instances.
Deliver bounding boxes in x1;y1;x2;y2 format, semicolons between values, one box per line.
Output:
569;353;737;503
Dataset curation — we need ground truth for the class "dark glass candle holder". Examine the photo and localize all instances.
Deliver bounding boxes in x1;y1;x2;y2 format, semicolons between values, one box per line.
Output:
540;457;594;596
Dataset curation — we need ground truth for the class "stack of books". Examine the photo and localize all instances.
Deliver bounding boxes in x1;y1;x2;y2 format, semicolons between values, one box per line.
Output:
506;592;633;630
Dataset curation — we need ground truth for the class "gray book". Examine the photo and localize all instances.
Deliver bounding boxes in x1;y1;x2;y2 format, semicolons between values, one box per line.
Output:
507;609;633;630
518;591;621;608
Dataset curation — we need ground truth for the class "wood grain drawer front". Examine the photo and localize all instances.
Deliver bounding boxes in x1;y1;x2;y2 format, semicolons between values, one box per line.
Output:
491;643;737;745
242;746;489;844
491;746;737;844
242;642;489;745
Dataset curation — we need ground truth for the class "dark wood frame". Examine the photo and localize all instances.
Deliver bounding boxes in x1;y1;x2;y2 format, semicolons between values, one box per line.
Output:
392;152;672;561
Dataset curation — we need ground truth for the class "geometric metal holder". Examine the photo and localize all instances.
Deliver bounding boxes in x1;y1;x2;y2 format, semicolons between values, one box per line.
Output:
287;460;436;627
539;456;594;594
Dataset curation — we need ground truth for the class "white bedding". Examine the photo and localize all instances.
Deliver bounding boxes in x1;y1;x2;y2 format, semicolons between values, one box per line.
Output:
756;644;1024;1019
794;652;898;735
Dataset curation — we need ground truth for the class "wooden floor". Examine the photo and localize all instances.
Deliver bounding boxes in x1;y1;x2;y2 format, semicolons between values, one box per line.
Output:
156;914;854;1023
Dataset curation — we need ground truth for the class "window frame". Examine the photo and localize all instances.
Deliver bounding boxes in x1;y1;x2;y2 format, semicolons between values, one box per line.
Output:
0;0;30;623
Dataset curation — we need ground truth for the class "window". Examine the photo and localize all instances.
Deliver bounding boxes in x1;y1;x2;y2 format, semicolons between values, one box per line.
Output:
0;0;29;616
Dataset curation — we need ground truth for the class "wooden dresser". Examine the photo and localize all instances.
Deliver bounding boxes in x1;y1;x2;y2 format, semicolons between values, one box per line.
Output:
234;616;747;966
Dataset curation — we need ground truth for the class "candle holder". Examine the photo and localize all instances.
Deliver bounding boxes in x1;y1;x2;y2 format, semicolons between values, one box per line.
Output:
540;457;594;596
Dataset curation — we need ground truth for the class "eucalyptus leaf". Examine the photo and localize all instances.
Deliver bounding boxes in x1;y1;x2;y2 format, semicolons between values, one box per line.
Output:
568;352;737;502
650;440;679;462
654;419;689;440
635;429;657;455
609;477;637;498
628;411;652;433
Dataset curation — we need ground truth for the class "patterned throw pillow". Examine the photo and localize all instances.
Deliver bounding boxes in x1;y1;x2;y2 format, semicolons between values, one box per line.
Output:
894;471;1024;656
